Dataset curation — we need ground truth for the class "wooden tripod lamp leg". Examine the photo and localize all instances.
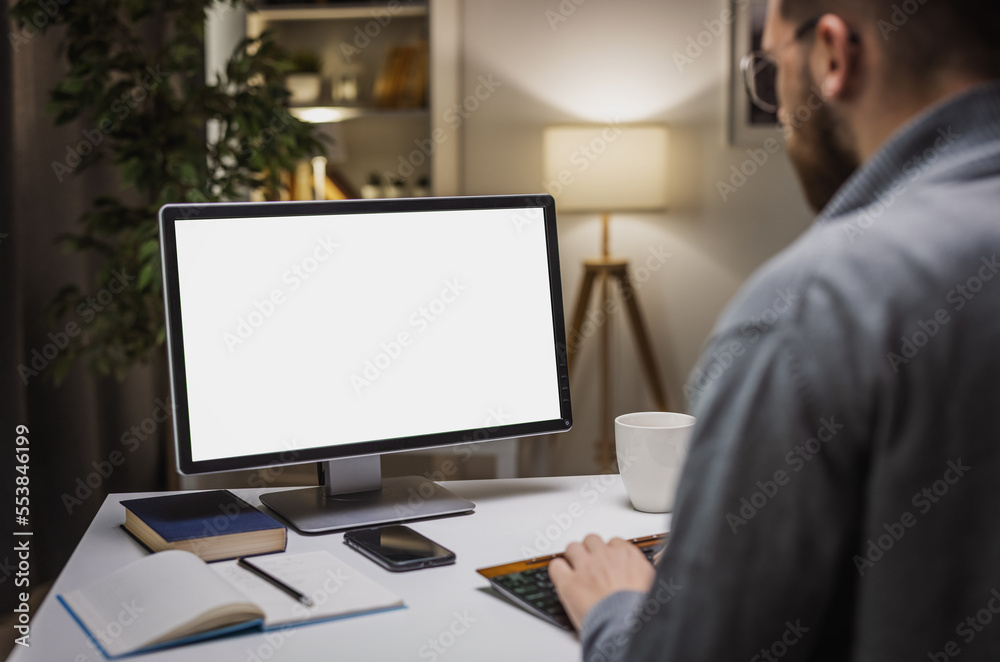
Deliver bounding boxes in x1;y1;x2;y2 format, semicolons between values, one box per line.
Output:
529;264;598;477
596;270;613;470
543;260;669;476
614;270;669;412
566;266;599;372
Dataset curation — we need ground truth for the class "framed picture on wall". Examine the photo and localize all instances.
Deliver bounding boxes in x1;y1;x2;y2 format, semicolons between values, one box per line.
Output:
729;0;782;145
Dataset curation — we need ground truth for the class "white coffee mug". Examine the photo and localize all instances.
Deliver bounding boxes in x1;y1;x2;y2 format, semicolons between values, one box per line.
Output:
615;412;696;513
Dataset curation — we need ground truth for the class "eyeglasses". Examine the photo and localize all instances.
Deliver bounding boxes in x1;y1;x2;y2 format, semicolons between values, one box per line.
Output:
740;17;820;114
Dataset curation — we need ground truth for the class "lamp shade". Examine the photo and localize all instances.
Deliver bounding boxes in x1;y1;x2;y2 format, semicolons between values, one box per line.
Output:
543;124;668;212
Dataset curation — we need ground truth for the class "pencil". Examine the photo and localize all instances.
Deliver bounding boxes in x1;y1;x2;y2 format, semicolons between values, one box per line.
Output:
237;557;314;607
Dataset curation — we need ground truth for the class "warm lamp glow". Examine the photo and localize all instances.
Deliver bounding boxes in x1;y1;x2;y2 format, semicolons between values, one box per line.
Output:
290;107;364;123
543;125;668;212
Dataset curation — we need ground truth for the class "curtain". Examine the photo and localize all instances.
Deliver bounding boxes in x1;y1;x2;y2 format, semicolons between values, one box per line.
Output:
2;0;23;615
4;17;167;602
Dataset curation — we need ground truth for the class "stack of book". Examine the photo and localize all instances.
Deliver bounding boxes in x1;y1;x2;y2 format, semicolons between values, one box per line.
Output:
373;41;428;108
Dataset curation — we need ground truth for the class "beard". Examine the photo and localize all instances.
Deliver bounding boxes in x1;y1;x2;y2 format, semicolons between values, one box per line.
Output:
782;66;861;213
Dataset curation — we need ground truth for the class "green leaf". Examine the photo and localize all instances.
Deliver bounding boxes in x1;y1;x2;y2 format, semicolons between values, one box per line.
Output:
38;0;324;381
138;238;160;261
137;263;155;291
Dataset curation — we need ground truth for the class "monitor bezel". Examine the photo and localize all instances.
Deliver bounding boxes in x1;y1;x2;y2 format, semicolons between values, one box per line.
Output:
159;194;572;475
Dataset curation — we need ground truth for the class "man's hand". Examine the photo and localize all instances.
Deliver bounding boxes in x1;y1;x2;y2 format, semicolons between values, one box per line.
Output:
549;534;656;631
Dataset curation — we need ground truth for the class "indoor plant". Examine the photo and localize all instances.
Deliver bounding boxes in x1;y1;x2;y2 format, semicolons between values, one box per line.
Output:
286;50;323;104
10;0;325;382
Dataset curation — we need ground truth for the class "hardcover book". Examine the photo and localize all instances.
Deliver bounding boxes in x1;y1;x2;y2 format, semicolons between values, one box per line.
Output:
120;490;286;562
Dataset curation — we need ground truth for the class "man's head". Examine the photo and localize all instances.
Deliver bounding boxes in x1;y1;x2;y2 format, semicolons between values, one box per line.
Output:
762;0;1000;212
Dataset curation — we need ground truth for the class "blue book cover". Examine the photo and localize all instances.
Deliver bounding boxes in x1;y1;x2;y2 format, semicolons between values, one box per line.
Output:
121;490;286;559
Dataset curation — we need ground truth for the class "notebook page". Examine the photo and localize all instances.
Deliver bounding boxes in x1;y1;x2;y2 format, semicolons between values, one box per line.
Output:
213;550;404;628
61;550;261;657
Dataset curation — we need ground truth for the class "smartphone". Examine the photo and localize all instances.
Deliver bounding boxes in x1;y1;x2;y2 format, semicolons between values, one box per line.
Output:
343;525;456;572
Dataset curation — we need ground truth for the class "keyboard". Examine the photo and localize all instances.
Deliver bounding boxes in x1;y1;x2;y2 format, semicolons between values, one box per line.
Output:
476;533;668;630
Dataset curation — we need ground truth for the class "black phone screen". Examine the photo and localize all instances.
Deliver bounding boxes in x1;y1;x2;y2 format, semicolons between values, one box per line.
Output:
345;525;455;569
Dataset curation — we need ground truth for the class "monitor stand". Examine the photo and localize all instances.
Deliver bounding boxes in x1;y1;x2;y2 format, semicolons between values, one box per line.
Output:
258;456;475;534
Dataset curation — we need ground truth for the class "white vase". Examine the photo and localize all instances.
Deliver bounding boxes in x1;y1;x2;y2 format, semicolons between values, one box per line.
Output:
360;184;381;199
286;73;321;104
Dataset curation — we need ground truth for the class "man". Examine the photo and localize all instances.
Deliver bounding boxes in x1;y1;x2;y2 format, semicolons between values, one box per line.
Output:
550;0;1000;660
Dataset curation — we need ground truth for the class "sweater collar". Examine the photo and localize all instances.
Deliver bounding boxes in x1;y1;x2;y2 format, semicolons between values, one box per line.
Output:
817;80;1000;223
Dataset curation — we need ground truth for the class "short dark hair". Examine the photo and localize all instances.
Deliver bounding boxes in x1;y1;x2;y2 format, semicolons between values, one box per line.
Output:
779;0;1000;85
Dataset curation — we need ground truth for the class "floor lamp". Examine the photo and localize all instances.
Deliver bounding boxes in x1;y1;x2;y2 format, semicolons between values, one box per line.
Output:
544;125;670;471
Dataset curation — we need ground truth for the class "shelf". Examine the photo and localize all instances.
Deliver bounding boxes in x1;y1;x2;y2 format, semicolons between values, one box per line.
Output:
252;3;428;21
222;0;456;193
289;105;428;123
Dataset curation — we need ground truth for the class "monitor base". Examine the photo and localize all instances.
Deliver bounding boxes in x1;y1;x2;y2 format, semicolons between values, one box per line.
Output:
260;476;475;534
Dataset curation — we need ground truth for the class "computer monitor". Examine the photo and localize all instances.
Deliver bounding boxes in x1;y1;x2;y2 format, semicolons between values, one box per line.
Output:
159;194;572;533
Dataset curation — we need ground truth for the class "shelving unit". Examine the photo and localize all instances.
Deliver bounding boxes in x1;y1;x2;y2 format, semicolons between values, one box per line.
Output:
288;106;428;124
247;4;428;23
206;0;461;198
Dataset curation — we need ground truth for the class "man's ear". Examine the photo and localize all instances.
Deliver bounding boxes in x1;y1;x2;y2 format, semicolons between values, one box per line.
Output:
811;14;860;100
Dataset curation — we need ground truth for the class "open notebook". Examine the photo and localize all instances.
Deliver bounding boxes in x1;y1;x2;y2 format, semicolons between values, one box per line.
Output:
59;549;404;658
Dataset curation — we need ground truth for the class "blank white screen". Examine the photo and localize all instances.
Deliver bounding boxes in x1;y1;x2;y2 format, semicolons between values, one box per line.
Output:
172;207;562;462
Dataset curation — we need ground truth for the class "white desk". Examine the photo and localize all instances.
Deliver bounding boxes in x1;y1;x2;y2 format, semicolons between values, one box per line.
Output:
10;476;671;662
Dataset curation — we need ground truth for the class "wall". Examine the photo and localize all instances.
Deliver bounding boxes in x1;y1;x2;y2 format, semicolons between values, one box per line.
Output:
457;0;814;475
